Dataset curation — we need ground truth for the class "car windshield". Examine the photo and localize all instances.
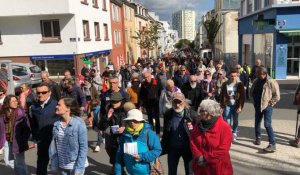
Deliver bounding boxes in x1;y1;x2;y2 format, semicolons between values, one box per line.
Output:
29;66;41;73
12;66;28;76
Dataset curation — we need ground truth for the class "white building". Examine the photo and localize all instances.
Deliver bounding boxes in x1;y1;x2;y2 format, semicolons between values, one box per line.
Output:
172;10;196;41
0;0;112;75
159;21;178;55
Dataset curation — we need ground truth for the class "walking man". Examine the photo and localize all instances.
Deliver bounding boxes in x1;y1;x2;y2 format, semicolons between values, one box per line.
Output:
251;66;280;152
31;83;59;175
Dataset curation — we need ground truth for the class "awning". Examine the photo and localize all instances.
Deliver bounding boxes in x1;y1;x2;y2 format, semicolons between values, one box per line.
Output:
279;29;300;36
84;49;111;57
30;54;74;60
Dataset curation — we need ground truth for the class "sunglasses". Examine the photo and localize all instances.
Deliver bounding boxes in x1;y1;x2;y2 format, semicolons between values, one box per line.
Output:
236;67;241;69
190;80;197;83
127;120;140;123
205;74;210;76
0;93;4;96
181;70;186;71
37;91;49;95
218;73;223;75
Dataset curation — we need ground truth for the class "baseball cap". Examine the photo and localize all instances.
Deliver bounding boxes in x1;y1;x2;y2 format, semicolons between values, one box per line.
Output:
173;92;185;102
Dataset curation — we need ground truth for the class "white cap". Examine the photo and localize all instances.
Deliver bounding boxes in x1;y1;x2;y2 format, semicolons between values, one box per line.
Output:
124;109;145;122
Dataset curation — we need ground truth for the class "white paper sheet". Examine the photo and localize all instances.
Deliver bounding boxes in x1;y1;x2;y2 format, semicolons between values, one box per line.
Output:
124;142;138;155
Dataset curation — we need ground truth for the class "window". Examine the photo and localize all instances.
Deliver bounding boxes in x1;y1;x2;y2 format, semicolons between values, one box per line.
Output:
114;30;121;45
40;20;61;42
0;31;2;45
92;0;99;8
104;23;109;40
125;29;128;42
254;0;262;11
248;0;253;13
94;22;100;41
83;20;91;41
112;5;121;22
102;0;107;11
81;0;88;5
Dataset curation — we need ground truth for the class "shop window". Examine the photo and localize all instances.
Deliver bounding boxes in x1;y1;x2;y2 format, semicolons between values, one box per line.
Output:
94;22;100;41
102;0;107;11
294;46;300;58
83;20;91;41
81;0;88;5
40;20;61;43
104;23;109;40
294;36;300;43
288;46;293;58
92;0;99;8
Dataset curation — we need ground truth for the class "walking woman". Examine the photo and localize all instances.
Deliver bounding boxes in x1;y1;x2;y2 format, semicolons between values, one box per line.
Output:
49;97;88;175
115;109;162;175
190;99;233;175
0;95;31;175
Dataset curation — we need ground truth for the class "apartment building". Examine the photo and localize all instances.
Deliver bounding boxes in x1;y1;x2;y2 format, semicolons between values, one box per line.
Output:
214;0;239;64
239;0;300;79
122;0;137;64
172;10;196;41
110;0;126;69
0;0;112;75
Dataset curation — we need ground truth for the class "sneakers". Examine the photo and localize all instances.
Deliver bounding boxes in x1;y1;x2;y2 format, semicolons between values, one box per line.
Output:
289;139;300;148
232;133;237;142
263;144;276;153
0;148;3;155
94;145;100;152
254;138;261;145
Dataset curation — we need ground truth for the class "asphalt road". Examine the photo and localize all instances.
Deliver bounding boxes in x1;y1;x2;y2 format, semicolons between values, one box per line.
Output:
0;80;299;175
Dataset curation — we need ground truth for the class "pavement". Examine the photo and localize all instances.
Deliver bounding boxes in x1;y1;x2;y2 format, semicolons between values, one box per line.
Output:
0;81;300;175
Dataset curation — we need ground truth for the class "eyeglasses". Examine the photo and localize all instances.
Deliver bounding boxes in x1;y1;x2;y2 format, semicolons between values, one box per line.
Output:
36;91;49;95
205;74;210;76
109;81;118;84
199;110;207;113
127;120;140;123
10;100;18;104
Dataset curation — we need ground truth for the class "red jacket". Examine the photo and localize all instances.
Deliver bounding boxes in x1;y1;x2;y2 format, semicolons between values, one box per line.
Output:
190;116;233;175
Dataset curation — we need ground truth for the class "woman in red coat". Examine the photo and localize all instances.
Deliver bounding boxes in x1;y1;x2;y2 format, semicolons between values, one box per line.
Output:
190;99;233;175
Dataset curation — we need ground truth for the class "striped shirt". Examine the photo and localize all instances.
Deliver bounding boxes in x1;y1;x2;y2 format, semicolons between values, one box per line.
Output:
57;122;76;170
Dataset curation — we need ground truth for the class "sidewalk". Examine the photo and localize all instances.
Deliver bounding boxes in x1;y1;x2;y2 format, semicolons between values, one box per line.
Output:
231;119;300;175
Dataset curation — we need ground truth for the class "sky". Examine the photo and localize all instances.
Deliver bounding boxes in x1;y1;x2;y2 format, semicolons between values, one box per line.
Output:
134;0;214;24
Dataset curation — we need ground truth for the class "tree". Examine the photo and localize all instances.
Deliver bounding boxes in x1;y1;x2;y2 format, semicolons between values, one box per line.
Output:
203;14;222;59
132;22;160;58
174;39;191;49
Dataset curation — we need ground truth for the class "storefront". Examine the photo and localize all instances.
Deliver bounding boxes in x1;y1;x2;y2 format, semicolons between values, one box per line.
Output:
238;6;300;79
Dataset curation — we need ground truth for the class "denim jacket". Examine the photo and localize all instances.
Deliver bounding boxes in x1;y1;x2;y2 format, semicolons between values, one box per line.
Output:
49;116;88;174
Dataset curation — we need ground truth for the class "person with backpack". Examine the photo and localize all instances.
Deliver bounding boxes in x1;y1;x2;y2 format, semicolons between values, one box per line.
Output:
219;70;245;142
114;109;162;175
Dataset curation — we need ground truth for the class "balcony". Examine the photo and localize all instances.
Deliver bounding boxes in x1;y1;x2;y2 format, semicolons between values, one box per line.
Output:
0;0;73;17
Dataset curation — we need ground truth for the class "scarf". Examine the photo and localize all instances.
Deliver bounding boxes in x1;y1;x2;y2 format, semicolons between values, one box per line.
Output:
126;123;144;136
198;117;218;133
4;109;17;143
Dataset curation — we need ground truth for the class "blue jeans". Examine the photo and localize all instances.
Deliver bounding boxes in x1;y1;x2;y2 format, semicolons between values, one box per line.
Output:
224;105;239;133
255;106;275;145
4;141;29;175
93;106;100;125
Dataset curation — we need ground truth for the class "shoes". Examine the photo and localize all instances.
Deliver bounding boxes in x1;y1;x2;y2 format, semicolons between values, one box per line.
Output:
263;144;276;153
0;148;3;155
94;145;100;152
102;138;105;144
289;139;300;148
232;133;237;142
254;138;261;145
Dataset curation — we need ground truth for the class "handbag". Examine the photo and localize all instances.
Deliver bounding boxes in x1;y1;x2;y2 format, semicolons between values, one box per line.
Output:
294;84;300;105
146;131;164;175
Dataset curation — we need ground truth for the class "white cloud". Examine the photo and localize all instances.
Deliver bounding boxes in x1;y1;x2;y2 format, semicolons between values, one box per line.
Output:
133;0;213;21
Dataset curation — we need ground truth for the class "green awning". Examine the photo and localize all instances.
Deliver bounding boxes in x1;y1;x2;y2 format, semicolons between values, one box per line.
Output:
279;29;300;36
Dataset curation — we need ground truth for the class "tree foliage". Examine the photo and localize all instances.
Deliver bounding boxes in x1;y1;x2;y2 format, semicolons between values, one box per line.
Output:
132;22;160;56
203;14;222;58
174;39;191;49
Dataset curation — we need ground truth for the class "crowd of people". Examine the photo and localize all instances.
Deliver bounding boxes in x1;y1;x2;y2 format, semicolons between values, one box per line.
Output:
0;55;298;175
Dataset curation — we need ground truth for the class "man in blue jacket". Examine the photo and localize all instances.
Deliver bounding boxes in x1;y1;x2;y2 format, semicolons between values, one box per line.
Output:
31;83;59;175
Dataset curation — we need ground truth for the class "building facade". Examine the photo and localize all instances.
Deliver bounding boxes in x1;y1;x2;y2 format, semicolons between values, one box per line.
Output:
122;0;137;64
214;0;239;63
239;0;300;79
172;10;196;41
0;0;112;75
110;0;126;69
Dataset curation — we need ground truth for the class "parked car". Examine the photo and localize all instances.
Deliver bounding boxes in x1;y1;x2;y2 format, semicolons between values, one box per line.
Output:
11;64;32;88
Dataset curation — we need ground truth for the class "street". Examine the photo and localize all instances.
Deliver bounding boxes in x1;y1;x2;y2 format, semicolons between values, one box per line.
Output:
0;81;300;175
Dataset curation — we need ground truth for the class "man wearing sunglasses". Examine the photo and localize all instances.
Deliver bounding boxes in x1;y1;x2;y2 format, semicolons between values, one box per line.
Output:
31;83;59;175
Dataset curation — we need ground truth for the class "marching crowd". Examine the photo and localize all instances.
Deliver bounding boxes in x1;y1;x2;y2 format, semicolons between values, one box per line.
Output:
0;55;298;175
